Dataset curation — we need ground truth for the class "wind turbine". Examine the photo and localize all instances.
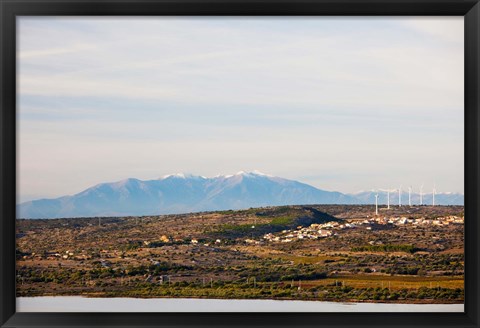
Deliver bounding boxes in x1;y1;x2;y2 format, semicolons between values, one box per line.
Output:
375;193;379;215
408;186;412;206
398;185;402;207
419;183;424;205
387;190;390;210
432;184;436;206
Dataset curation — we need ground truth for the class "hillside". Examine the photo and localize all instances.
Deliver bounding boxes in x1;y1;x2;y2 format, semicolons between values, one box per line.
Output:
16;204;464;303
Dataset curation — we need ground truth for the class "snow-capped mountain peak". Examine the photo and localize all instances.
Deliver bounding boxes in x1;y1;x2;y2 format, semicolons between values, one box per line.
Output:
161;173;207;180
251;170;274;177
18;172;356;218
161;173;188;179
234;170;274;178
17;173;464;219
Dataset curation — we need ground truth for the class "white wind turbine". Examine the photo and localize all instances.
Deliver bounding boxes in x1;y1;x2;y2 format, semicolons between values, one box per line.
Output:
432;184;436;206
387;189;391;210
419;183;424;205
398;185;402;207
408;186;412;206
375;192;379;215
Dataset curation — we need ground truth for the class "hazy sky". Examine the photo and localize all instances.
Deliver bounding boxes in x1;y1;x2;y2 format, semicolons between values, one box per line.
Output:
17;17;464;203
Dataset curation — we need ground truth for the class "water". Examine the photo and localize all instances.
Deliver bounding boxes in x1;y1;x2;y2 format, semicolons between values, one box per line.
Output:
17;297;464;312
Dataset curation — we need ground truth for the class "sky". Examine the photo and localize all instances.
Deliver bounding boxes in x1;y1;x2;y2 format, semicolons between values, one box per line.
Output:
17;17;464;203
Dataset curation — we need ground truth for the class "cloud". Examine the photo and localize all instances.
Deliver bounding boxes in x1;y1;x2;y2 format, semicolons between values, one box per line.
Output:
19;76;180;100
17;17;465;199
400;16;463;44
19;43;96;59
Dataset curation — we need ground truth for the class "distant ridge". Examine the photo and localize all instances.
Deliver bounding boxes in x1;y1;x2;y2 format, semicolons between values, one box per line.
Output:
351;190;464;207
17;172;464;219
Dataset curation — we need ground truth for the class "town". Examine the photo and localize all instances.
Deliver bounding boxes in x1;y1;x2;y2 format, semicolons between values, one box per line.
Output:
262;215;463;243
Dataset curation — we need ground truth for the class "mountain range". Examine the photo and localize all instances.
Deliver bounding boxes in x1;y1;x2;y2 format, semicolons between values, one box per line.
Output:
17;171;464;219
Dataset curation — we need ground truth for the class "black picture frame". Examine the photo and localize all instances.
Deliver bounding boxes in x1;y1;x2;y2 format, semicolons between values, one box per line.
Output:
1;1;478;327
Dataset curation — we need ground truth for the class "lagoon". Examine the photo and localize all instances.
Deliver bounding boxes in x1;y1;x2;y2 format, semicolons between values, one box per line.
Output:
17;297;464;312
